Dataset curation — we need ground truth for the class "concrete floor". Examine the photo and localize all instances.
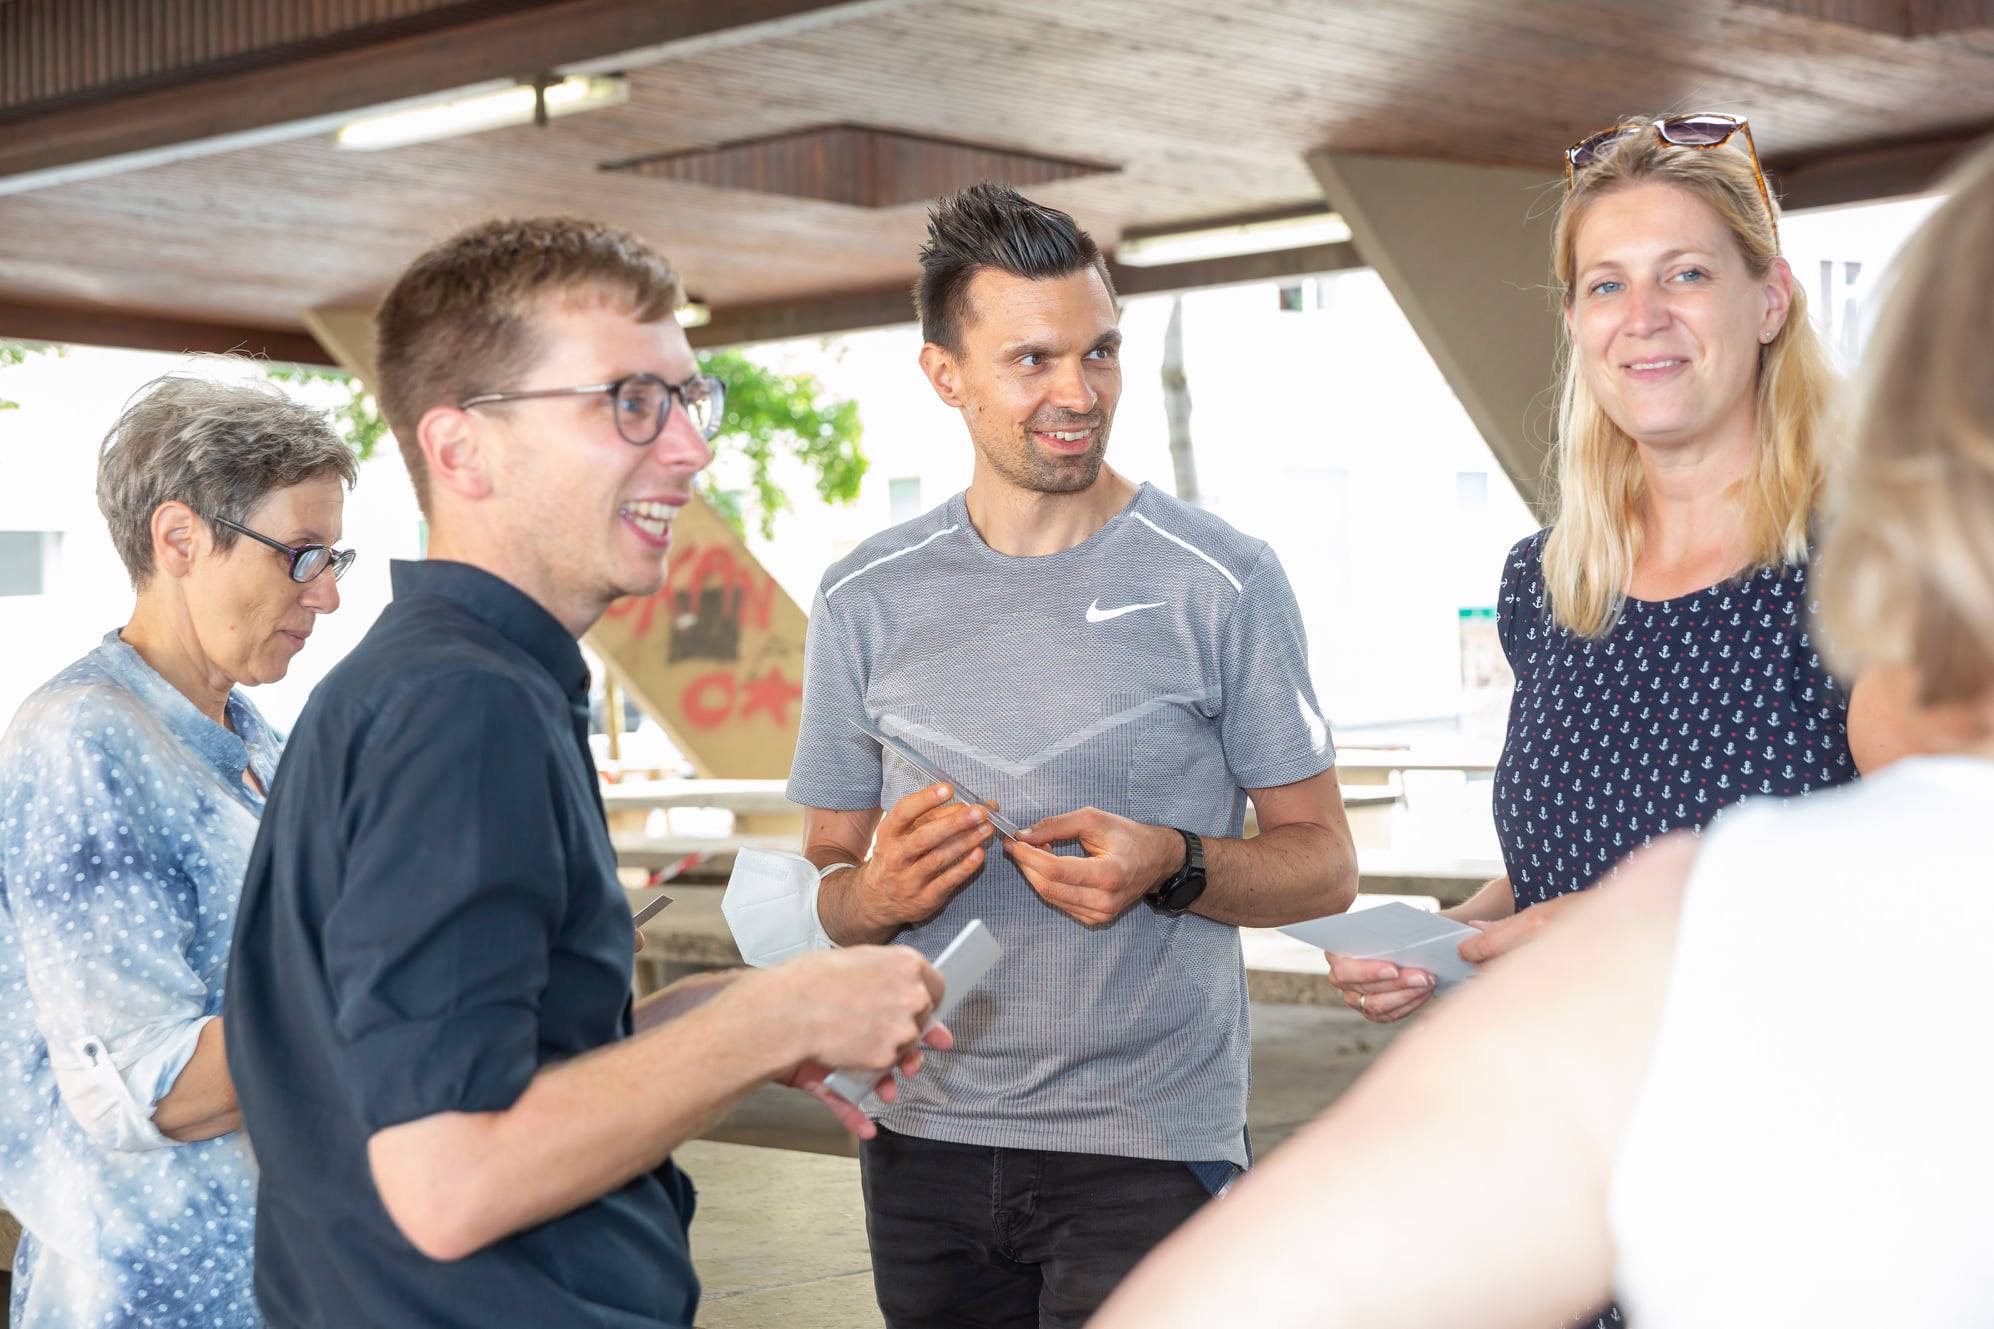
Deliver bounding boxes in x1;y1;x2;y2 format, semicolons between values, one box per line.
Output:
688;1002;1405;1324
701;1001;1405;1160
679;1139;883;1329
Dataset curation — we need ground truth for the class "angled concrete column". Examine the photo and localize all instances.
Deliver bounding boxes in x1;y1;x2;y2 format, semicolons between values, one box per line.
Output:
1306;152;1562;519
306;306;808;778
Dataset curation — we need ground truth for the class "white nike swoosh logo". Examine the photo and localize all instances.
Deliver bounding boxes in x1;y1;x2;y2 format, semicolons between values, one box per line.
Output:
1086;598;1166;623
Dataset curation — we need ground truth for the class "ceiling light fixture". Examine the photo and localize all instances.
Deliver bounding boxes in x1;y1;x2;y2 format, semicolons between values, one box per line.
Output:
335;75;628;152
1115;210;1354;268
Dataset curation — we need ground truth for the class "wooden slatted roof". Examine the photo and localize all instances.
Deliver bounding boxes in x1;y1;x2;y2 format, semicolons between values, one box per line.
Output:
0;0;1990;357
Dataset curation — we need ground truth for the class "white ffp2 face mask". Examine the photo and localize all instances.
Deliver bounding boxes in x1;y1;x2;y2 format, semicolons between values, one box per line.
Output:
722;847;839;967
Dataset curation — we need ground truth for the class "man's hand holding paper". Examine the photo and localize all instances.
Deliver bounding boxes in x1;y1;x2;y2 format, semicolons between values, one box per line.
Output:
747;947;952;1139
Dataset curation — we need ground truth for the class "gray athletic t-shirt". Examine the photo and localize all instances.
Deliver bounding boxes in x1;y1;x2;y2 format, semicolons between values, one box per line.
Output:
787;482;1334;1165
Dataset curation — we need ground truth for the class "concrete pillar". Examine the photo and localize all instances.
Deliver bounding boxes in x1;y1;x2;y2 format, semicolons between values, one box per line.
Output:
1305;152;1563;519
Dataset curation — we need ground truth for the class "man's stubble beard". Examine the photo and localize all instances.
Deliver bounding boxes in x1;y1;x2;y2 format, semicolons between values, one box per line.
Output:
978;418;1113;495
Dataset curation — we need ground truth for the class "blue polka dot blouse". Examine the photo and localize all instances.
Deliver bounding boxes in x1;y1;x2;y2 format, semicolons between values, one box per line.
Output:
0;630;277;1328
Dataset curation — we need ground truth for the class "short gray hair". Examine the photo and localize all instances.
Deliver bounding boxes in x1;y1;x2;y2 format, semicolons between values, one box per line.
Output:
97;372;358;586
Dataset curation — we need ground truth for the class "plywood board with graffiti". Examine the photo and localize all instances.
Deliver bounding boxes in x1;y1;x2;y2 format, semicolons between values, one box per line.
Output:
587;496;806;778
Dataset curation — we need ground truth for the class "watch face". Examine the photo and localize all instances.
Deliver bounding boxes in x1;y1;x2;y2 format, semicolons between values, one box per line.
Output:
1148;829;1206;915
1159;867;1206;912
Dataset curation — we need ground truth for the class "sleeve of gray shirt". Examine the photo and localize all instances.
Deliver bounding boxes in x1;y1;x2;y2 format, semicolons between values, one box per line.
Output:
786;588;884;810
1217;547;1337;790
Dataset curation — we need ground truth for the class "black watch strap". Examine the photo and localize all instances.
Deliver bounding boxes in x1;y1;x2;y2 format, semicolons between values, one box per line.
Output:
1147;828;1206;916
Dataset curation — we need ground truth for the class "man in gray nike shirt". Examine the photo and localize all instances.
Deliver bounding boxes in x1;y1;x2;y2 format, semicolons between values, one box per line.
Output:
787;182;1359;1329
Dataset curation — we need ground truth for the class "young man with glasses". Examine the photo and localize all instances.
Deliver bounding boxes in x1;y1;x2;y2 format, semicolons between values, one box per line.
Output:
224;217;949;1328
786;183;1361;1328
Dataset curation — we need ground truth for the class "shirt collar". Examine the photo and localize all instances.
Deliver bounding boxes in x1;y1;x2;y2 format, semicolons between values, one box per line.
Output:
390;560;590;698
92;628;274;790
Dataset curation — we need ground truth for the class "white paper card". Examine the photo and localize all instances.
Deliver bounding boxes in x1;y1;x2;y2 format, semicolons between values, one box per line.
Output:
824;918;1002;1105
1279;901;1480;992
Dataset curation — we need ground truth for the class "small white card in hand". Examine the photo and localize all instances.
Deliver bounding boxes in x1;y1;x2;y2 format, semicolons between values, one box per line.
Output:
824;918;1001;1106
1279;902;1480;993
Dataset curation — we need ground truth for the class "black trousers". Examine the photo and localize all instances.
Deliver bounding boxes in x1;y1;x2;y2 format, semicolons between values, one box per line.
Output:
858;1125;1210;1329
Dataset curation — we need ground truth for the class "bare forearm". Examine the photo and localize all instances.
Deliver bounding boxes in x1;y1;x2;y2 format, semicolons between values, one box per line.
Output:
155;1017;241;1143
1093;1075;1611;1328
1193;823;1358;927
1442;875;1517;924
372;984;794;1260
813;861;897;945
802;810;896;946
632;968;738;1034
1096;849;1692;1329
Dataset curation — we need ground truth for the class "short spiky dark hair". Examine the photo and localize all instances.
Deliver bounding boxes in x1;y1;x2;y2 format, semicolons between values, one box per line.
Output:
915;182;1116;352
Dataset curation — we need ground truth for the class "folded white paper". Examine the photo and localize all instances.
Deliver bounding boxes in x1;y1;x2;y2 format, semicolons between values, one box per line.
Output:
1279;901;1479;993
722;848;839;967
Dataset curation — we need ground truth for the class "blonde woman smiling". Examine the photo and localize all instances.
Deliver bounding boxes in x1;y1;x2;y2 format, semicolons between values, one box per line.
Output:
1329;114;1913;1028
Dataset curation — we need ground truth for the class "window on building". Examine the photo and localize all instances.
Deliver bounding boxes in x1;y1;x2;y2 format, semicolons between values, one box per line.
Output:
888;477;923;523
0;531;58;597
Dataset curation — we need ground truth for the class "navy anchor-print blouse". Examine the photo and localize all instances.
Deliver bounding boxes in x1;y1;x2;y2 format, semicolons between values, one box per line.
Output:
1494;528;1857;912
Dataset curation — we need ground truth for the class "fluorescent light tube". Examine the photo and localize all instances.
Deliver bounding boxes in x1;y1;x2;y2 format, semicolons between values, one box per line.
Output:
336;75;628;151
1115;211;1354;267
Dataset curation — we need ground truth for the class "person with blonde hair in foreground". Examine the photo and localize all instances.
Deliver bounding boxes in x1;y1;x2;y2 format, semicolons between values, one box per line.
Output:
1091;137;1994;1329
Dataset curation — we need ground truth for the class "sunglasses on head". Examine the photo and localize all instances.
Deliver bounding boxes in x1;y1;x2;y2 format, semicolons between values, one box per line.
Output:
1564;113;1780;248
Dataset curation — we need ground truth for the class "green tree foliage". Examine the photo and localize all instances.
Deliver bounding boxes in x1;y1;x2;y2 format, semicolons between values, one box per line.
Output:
697;347;866;540
0;340;55;412
263;362;390;460
266;347;866;540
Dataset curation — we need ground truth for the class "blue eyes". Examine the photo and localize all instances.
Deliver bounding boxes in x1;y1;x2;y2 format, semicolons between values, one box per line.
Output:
1587;269;1709;297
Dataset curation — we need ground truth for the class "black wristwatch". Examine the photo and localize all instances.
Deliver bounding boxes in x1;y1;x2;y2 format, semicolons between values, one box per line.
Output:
1146;828;1206;916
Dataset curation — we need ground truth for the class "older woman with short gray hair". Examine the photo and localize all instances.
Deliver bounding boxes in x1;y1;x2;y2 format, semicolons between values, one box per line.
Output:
0;371;356;1328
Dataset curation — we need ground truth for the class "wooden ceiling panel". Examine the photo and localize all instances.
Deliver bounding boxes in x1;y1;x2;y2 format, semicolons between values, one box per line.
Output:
0;0;1990;344
0;0;488;112
605;125;1118;208
1731;0;1994;38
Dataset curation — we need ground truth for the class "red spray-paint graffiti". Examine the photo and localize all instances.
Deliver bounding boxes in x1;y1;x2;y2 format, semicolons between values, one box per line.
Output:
679;666;803;729
603;542;777;659
601;544;802;730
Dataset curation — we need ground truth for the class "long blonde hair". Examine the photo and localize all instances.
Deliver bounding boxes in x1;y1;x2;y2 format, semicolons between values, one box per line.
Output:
1815;137;1994;706
1541;124;1839;637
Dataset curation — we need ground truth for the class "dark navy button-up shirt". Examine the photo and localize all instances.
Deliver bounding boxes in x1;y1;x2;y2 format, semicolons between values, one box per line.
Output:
225;560;697;1328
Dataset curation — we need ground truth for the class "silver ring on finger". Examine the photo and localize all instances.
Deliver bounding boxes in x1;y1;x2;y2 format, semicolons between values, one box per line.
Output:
1358;992;1368;1013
